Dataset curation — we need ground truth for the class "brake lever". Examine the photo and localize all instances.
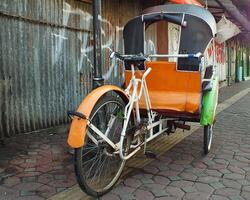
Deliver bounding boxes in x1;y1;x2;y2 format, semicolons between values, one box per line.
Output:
141;54;150;61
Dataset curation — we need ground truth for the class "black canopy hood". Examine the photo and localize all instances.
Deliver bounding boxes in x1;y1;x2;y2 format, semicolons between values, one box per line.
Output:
123;4;217;56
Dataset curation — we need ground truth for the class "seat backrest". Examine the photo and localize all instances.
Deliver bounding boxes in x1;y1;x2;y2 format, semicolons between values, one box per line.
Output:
177;57;201;71
144;61;200;92
124;61;202;113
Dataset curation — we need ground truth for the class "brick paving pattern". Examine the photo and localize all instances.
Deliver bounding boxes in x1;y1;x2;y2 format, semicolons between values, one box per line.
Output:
0;81;250;200
0;127;74;200
101;84;250;200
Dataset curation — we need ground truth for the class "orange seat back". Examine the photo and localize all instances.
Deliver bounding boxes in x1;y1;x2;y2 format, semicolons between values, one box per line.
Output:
125;61;201;114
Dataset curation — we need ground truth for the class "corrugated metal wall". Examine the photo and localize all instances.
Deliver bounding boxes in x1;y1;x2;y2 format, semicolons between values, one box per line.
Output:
226;38;250;83
0;0;143;138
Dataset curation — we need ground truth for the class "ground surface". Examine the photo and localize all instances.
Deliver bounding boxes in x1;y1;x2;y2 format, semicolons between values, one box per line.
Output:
0;80;250;200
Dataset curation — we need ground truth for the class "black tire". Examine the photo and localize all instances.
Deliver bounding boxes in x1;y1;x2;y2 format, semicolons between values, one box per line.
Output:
204;125;213;154
74;95;129;197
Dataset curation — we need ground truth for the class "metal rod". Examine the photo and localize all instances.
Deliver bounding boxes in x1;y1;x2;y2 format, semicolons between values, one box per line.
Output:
92;0;104;89
148;53;202;58
0;11;91;34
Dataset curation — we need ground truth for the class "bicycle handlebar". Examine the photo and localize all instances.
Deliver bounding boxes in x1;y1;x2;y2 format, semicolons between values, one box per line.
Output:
148;52;203;58
110;52;149;61
110;51;203;61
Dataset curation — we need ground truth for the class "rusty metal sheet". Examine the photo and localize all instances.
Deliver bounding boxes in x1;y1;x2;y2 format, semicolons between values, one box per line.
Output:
0;0;151;138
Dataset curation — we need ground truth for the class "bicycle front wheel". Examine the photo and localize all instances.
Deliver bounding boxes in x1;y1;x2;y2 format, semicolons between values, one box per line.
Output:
74;95;128;197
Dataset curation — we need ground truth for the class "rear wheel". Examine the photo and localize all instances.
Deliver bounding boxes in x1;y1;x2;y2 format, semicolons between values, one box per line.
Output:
74;95;129;197
203;125;213;154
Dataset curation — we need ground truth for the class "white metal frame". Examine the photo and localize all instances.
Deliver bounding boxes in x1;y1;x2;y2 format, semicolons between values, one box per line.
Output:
85;53;202;161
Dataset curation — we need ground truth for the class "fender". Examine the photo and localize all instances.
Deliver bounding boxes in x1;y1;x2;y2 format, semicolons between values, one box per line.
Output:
200;76;219;126
67;85;128;148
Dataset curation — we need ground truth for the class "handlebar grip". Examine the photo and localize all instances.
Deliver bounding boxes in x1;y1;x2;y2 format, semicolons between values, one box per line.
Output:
188;52;203;58
110;52;124;60
115;53;124;61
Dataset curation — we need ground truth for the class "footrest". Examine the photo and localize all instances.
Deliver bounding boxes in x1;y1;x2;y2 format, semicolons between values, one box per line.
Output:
174;122;191;130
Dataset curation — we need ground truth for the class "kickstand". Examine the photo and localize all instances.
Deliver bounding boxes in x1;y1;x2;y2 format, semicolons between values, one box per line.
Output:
143;126;147;154
143;128;156;159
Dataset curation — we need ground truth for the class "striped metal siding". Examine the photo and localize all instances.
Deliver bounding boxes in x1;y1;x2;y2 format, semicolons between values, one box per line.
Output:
0;0;142;138
101;0;142;84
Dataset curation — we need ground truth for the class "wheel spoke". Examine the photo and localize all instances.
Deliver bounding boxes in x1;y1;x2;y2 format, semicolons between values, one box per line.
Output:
82;153;99;167
82;145;98;158
85;150;103;180
89;152;105;184
75;97;130;195
91;155;108;185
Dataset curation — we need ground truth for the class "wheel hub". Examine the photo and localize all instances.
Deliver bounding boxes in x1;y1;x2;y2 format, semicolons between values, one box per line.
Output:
97;140;115;156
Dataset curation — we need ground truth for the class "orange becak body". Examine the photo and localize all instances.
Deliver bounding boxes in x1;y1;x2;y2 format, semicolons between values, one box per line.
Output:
67;85;128;148
169;0;203;7
125;61;201;115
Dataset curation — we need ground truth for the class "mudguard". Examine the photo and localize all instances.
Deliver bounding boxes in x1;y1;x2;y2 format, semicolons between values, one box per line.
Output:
200;76;219;126
67;85;128;148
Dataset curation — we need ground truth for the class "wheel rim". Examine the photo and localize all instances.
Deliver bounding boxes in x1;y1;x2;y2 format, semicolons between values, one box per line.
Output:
79;100;125;193
207;125;213;151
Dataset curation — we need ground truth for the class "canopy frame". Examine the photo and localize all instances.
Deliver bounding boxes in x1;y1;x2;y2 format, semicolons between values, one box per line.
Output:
123;4;217;58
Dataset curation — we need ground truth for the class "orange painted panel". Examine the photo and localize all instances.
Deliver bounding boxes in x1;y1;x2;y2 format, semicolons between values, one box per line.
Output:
67;85;128;148
125;61;201;114
169;0;203;7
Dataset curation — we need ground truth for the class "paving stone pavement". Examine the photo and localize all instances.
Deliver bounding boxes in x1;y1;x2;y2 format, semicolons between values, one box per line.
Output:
0;81;250;200
0;126;75;200
100;83;250;200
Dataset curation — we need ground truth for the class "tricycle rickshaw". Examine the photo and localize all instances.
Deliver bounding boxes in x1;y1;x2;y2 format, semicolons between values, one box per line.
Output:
67;4;218;197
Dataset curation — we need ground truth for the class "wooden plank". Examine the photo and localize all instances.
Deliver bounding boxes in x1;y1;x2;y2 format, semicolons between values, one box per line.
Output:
157;21;168;60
